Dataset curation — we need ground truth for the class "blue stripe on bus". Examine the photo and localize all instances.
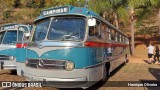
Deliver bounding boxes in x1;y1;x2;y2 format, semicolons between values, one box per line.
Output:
16;48;27;62
0;48;28;63
25;47;102;69
0;48;17;57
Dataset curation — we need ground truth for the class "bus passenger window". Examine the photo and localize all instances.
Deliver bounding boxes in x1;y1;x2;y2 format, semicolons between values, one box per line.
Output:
115;32;117;41
121;36;124;43
88;21;102;38
117;33;120;42
101;23;107;39
89;26;99;37
95;21;101;38
108;29;111;40
119;34;122;42
89;27;95;36
111;29;116;41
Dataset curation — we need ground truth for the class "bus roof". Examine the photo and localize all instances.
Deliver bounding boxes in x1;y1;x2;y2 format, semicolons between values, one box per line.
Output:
35;5;128;37
36;5;99;21
0;23;32;31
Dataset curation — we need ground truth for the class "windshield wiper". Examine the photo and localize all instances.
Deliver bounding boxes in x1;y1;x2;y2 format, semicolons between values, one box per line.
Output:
61;32;80;41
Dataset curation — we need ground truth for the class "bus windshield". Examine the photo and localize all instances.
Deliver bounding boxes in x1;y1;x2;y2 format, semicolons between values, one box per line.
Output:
0;31;5;44
33;18;50;41
33;17;85;41
2;31;23;44
48;18;85;41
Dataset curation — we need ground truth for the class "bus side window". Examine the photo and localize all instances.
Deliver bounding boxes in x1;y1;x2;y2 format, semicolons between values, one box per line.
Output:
117;33;120;42
108;28;111;40
95;21;101;38
100;23;105;39
115;32;117;41
89;21;101;38
111;29;116;41
89;26;95;36
119;34;122;42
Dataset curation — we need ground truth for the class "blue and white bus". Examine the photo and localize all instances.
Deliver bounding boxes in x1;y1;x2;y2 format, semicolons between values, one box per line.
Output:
24;5;129;88
0;24;31;70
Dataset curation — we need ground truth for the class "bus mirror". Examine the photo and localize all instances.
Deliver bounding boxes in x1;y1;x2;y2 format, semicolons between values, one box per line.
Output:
24;31;30;37
88;18;96;26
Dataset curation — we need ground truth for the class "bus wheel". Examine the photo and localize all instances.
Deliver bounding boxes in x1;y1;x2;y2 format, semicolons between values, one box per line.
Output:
101;63;110;82
124;54;128;65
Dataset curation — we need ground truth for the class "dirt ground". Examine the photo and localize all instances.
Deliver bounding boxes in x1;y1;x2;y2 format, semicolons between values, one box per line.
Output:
0;44;160;90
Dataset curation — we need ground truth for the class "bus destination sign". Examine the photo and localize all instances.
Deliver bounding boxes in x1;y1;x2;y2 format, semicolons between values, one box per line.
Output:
3;25;16;30
42;6;69;16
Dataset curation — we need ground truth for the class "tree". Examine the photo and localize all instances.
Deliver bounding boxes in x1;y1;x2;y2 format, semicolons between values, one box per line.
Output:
39;0;45;8
26;0;36;8
89;0;129;28
13;0;22;8
128;0;159;55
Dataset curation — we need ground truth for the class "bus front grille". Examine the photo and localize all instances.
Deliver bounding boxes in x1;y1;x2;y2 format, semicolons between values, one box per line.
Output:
0;55;10;60
26;58;67;69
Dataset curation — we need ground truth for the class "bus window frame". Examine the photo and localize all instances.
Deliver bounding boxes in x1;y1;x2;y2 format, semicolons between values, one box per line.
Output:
45;15;88;42
88;19;101;38
0;31;6;45
17;26;31;43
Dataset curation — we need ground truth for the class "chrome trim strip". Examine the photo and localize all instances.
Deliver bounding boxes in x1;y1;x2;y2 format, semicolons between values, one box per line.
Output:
27;58;67;62
84;57;119;69
44;64;65;67
29;41;83;48
27;76;87;82
27;58;67;69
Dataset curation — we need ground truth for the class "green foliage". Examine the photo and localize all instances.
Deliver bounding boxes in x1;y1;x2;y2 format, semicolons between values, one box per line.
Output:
39;0;45;8
25;0;36;8
13;0;22;8
117;6;129;25
89;0;111;14
2;9;13;20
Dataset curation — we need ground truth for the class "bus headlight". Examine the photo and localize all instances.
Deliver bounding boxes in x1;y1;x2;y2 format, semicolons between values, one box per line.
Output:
9;56;15;60
65;61;74;71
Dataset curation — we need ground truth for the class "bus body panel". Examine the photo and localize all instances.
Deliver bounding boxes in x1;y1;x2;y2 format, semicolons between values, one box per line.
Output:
16;48;27;76
0;46;16;69
26;47;93;69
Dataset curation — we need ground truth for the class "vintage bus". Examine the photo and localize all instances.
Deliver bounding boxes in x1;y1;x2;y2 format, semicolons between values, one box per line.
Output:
0;24;31;70
24;5;129;88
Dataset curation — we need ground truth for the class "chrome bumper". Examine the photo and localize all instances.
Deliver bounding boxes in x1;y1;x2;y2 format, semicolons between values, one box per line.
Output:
0;61;16;70
25;74;88;88
26;75;87;82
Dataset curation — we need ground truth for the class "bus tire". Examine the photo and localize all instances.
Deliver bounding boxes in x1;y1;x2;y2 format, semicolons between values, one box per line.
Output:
124;54;128;65
101;63;110;82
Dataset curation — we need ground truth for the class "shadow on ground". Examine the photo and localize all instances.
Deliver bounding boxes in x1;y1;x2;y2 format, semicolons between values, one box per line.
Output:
139;68;160;90
143;60;152;64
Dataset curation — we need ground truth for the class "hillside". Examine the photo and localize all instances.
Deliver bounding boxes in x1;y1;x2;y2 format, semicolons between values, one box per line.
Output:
133;36;160;59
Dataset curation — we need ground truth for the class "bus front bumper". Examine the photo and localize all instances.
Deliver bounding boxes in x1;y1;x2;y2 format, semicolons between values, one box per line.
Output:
24;67;96;88
0;60;16;70
25;73;89;88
